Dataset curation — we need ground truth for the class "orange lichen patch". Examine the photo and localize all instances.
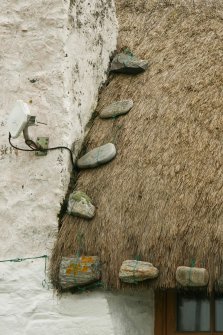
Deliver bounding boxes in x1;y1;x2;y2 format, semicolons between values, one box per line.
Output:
66;262;90;276
81;256;93;263
82;265;89;272
66;267;72;276
66;263;80;276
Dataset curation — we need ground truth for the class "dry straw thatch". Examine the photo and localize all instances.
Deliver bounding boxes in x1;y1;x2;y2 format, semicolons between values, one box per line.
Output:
50;0;223;292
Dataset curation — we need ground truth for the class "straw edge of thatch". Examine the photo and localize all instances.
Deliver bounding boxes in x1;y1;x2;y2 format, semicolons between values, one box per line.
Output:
49;0;223;293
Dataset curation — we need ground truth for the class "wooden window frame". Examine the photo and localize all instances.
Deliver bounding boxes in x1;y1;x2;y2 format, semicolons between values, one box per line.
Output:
155;290;223;335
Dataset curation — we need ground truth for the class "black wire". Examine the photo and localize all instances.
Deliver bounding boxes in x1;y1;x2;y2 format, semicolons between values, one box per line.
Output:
25;139;39;150
9;133;75;168
9;133;34;152
42;145;75;167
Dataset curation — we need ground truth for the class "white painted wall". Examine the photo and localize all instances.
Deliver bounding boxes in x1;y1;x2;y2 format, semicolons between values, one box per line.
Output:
0;259;154;335
107;290;154;335
0;0;117;258
0;0;154;334
0;260;115;335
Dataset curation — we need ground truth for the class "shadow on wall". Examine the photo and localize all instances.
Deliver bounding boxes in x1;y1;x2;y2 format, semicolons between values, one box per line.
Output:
106;290;154;335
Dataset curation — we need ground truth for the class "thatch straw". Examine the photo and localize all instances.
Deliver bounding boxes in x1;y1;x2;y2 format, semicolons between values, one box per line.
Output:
50;0;223;292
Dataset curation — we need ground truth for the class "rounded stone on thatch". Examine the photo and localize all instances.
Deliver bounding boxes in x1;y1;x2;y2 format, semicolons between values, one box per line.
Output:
67;191;95;219
176;266;209;287
77;143;116;169
100;100;134;119
119;260;159;283
110;52;148;74
59;256;101;289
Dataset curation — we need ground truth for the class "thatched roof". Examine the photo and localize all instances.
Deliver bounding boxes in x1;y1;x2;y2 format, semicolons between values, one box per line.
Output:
50;0;223;292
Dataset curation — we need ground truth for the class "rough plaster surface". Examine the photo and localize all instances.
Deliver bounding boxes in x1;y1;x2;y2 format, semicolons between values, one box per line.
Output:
0;260;114;335
0;259;154;335
107;290;154;335
0;0;116;258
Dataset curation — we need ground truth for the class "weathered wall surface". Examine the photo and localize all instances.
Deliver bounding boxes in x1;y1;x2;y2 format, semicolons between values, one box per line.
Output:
1;260;154;335
107;290;154;335
0;260;115;335
0;0;118;334
0;0;116;258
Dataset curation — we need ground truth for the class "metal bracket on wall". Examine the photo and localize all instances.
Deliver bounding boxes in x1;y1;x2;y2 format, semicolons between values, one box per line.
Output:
35;137;49;156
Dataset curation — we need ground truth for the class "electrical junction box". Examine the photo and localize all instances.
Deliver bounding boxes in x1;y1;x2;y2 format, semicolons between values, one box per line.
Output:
35;137;49;156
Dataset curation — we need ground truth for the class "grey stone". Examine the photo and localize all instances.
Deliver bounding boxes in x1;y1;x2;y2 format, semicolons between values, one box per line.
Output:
59;256;101;289
176;266;209;287
77;143;116;169
100;100;133;119
67;191;95;219
110;52;148;74
119;260;159;283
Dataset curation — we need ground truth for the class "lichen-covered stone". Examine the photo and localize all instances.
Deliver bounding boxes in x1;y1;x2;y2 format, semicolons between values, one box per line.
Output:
100;100;133;119
110;51;148;74
59;256;101;289
67;191;95;219
119;260;159;283
176;266;209;287
77;143;116;169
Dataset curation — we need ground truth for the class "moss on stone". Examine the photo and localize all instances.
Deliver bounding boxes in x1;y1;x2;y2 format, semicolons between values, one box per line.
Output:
70;191;92;204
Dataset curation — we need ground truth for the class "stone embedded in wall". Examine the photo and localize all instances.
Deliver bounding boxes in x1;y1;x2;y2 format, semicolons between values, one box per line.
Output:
119;260;159;283
67;191;95;219
59;256;101;289
77;143;116;169
100;100;134;119
110;51;148;74
176;266;209;287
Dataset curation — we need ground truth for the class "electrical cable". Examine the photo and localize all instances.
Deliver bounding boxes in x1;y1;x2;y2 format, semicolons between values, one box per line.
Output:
0;254;50;290
25;139;39;150
0;255;48;263
8;133;34;152
8;132;75;168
